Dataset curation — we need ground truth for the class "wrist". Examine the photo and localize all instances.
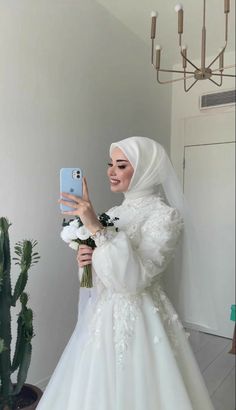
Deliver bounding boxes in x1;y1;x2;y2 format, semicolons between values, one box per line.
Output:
88;223;103;236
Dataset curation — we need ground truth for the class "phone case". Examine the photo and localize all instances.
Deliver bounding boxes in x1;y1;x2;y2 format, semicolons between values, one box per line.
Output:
60;168;83;212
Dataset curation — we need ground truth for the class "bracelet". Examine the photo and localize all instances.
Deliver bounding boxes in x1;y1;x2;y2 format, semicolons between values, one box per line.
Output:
91;227;117;247
90;227;106;240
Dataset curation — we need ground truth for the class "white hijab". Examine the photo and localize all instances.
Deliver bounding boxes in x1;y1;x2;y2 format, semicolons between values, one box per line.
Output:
110;136;183;217
110;136;167;199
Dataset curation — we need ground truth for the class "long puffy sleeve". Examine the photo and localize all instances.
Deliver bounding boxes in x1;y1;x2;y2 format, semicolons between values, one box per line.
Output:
92;205;183;294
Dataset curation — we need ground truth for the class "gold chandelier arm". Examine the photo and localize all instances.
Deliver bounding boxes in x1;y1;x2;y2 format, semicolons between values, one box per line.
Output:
209;75;223;87
201;0;207;71
151;39;155;65
183;67;198;92
211;64;236;77
176;7;199;72
207;44;227;70
156;70;195;84
184;78;198;92
180;49;199;71
212;64;236;71
225;11;229;43
211;72;236;78
158;68;195;75
208;8;229;70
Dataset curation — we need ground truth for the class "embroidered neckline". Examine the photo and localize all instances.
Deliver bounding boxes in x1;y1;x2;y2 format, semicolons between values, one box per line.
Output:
122;194;163;208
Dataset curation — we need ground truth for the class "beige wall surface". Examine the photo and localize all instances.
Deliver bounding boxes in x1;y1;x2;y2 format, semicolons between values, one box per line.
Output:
0;0;171;388
170;51;235;180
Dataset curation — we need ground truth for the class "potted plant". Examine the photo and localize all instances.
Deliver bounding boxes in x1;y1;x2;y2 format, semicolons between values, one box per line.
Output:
0;217;42;410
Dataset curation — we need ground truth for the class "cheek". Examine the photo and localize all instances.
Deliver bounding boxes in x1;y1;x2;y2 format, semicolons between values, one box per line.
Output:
124;168;134;185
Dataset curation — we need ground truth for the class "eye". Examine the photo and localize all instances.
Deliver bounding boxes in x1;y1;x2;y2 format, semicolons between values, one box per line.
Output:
118;165;126;169
107;163;113;167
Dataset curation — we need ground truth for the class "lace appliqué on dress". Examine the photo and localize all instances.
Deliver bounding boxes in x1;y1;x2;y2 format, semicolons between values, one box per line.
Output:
150;282;190;355
86;290;142;366
113;293;142;366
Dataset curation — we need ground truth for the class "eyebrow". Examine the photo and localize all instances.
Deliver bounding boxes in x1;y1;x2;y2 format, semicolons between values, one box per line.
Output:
109;159;129;163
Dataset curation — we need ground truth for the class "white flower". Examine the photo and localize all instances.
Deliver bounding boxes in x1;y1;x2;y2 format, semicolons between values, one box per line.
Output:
69;241;79;251
60;225;78;243
76;225;91;240
69;219;80;228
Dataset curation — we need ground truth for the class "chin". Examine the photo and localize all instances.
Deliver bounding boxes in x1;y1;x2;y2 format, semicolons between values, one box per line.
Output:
110;184;123;192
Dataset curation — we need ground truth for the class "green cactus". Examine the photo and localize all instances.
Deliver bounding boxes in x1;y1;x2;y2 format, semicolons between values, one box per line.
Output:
0;217;40;409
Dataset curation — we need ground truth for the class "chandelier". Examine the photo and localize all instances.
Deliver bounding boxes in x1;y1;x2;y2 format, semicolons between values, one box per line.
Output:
150;0;236;91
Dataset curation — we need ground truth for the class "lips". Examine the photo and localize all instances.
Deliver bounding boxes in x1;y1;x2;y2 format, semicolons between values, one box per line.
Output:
110;178;120;185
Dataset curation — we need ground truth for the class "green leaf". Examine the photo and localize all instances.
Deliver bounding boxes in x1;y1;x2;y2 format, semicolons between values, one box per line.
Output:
0;338;7;353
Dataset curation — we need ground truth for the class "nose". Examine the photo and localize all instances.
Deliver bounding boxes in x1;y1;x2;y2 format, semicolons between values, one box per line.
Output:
108;165;116;176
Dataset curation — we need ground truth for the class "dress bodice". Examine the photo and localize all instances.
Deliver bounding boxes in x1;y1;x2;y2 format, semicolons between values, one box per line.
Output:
102;194;184;288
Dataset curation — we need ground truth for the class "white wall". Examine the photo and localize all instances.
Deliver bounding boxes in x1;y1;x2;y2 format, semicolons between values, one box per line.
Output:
0;0;172;388
170;51;235;180
165;51;235;330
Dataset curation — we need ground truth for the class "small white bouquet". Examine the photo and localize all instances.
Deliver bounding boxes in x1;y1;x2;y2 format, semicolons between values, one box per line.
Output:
60;213;118;288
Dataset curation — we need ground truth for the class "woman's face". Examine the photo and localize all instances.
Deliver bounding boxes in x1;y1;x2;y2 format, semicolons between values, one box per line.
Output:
107;147;134;193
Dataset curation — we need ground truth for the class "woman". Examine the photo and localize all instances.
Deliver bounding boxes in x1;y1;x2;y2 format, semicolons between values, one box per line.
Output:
37;137;214;409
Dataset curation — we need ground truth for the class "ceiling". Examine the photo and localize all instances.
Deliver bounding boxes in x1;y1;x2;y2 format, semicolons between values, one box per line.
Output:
96;0;235;68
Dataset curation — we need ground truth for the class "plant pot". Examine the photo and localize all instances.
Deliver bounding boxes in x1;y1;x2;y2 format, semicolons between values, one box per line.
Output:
3;384;43;410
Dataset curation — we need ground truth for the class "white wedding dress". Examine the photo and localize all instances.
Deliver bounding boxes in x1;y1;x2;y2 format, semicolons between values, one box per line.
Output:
37;195;214;410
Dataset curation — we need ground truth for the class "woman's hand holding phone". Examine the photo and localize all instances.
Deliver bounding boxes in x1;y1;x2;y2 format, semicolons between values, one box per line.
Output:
59;177;102;235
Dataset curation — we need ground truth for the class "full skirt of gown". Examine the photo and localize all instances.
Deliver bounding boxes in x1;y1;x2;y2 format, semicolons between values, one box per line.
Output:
37;279;214;410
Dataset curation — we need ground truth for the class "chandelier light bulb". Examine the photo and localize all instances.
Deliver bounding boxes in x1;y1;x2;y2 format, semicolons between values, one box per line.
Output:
175;4;183;12
151;12;158;39
151;11;158;17
155;45;162;50
175;4;184;35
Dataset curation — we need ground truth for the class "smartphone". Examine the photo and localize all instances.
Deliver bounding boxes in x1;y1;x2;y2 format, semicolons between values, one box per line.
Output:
60;168;83;212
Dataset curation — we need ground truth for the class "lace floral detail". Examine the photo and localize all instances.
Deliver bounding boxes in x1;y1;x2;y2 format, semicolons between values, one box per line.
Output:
122;194;162;209
125;223;140;248
86;290;142;365
149;281;186;356
86;289;109;349
113;293;142;365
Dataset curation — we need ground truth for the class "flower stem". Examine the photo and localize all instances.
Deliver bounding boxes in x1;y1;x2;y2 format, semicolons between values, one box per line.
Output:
80;264;93;288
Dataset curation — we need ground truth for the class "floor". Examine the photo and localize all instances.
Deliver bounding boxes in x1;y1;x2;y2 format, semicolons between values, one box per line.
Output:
187;328;235;410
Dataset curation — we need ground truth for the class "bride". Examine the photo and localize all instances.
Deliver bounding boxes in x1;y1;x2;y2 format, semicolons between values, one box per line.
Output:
37;136;214;409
